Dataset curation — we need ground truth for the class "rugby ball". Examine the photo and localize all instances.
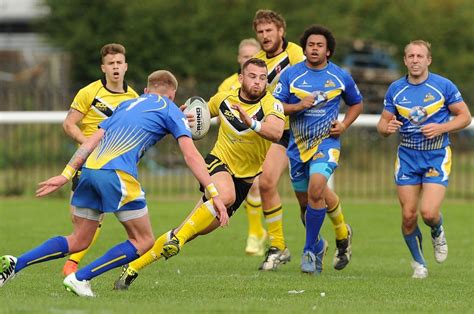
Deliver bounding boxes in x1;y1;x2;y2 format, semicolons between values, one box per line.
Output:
184;96;211;140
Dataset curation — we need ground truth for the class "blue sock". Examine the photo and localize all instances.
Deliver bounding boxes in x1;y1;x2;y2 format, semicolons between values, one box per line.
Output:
429;214;443;238
304;205;327;253
16;236;69;272
314;235;326;253
403;226;425;266
76;240;139;281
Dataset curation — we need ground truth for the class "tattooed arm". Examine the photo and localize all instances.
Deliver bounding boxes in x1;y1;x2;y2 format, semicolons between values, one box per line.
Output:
36;129;105;197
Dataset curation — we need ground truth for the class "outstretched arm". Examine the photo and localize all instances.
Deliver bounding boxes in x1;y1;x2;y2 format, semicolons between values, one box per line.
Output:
177;136;229;226
36;129;105;197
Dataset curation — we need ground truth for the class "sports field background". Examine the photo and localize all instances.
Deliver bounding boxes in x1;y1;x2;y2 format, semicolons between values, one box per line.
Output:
0;197;472;313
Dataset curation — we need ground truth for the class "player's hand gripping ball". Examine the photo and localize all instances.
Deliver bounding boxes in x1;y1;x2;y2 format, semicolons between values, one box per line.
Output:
184;96;211;140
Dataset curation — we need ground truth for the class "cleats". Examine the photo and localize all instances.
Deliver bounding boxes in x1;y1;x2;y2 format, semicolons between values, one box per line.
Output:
301;251;316;274
411;261;428;279
0;255;17;287
432;226;448;263
258;247;291;271
62;259;78;276
113;265;139;290
333;224;353;270
162;236;181;260
245;230;267;256
63;273;95;297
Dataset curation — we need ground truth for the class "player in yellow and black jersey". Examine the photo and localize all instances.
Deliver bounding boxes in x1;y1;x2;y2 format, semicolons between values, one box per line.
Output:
113;58;285;290
61;43;139;276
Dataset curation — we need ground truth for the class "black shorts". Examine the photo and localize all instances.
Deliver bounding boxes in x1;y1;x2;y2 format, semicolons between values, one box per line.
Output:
277;129;290;148
71;168;83;192
200;154;253;217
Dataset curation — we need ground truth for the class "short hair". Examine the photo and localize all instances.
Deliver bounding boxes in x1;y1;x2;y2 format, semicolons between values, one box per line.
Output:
100;43;126;62
253;9;286;31
299;25;336;59
405;40;432;57
242;58;267;73
147;70;178;92
238;38;261;53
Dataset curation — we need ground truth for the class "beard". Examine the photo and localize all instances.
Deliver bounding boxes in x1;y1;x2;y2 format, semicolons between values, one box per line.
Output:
264;39;282;56
241;83;264;101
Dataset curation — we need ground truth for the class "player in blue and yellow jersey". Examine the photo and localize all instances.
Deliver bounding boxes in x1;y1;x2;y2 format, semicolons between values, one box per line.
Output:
377;40;471;279
0;70;228;297
274;25;363;274
62;43;139;276
114;58;285;290
252;10;355;273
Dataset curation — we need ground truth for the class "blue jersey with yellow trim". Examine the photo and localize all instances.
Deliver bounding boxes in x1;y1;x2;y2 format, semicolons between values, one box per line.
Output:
384;73;463;150
274;61;362;163
85;93;191;178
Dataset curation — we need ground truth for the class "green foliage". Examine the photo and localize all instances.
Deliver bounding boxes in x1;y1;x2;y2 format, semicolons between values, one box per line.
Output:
0;198;473;312
39;0;473;105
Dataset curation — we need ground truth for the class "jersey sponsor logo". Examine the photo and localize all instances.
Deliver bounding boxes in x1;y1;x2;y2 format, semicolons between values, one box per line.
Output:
324;79;336;88
311;91;328;109
399;96;411;104
424;93;435;102
425;168;440;177
92;98;114;117
399;174;410;180
298;80;312;88
274;82;283;94
273;101;284;113
408;106;428;125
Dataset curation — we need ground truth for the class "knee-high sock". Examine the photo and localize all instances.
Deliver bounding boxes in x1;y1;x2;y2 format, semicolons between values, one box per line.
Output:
263;204;285;250
403;226;425;266
15;236;69;272
326;199;348;240
245;195;265;238
128;231;172;272
68;223;102;264
75;240;139;281
428;214;443;238
304;205;327;253
175;200;217;246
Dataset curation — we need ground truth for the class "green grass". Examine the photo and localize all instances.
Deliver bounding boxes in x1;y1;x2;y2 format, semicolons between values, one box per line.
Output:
0;197;473;313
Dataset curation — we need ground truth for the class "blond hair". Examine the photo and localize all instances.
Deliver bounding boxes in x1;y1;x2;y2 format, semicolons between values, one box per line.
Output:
238;38;261;53
253;9;286;31
405;40;432;57
147;70;178;93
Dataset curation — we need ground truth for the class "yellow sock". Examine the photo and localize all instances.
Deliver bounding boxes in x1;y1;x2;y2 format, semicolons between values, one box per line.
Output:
128;231;172;272
263;204;285;250
245;195;265;238
326;199;348;240
175;200;217;246
69;223;102;263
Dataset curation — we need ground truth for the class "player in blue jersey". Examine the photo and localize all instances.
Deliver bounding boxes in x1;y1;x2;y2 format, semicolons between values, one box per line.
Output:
0;70;228;297
273;25;363;274
377;40;471;279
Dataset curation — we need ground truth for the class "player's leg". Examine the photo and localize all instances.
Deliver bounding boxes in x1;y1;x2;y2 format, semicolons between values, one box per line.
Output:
244;177;267;256
63;170;104;276
1;209;98;288
259;142;290;270
398;185;427;278
420;183;448;263
65;208;154;297
325;188;352;270
420;146;451;264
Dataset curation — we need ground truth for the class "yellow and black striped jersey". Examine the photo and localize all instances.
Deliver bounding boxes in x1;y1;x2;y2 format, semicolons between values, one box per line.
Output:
217;73;240;92
254;40;305;129
208;89;285;178
70;78;139;137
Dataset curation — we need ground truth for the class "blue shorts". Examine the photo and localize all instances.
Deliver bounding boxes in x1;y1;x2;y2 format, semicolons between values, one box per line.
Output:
395;146;451;187
289;143;340;192
71;168;146;212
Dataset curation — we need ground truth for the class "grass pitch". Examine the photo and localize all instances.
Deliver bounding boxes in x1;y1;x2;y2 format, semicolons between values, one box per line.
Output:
0;197;472;313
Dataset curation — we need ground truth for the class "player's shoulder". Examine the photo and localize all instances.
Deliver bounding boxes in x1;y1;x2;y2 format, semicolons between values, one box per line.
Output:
387;76;408;93
211;89;238;102
126;84;140;97
428;72;455;87
286;42;305;63
286;41;303;53
76;79;103;95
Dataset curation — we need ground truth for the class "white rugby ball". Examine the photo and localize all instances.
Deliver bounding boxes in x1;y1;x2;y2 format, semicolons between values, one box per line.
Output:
184;96;211;140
